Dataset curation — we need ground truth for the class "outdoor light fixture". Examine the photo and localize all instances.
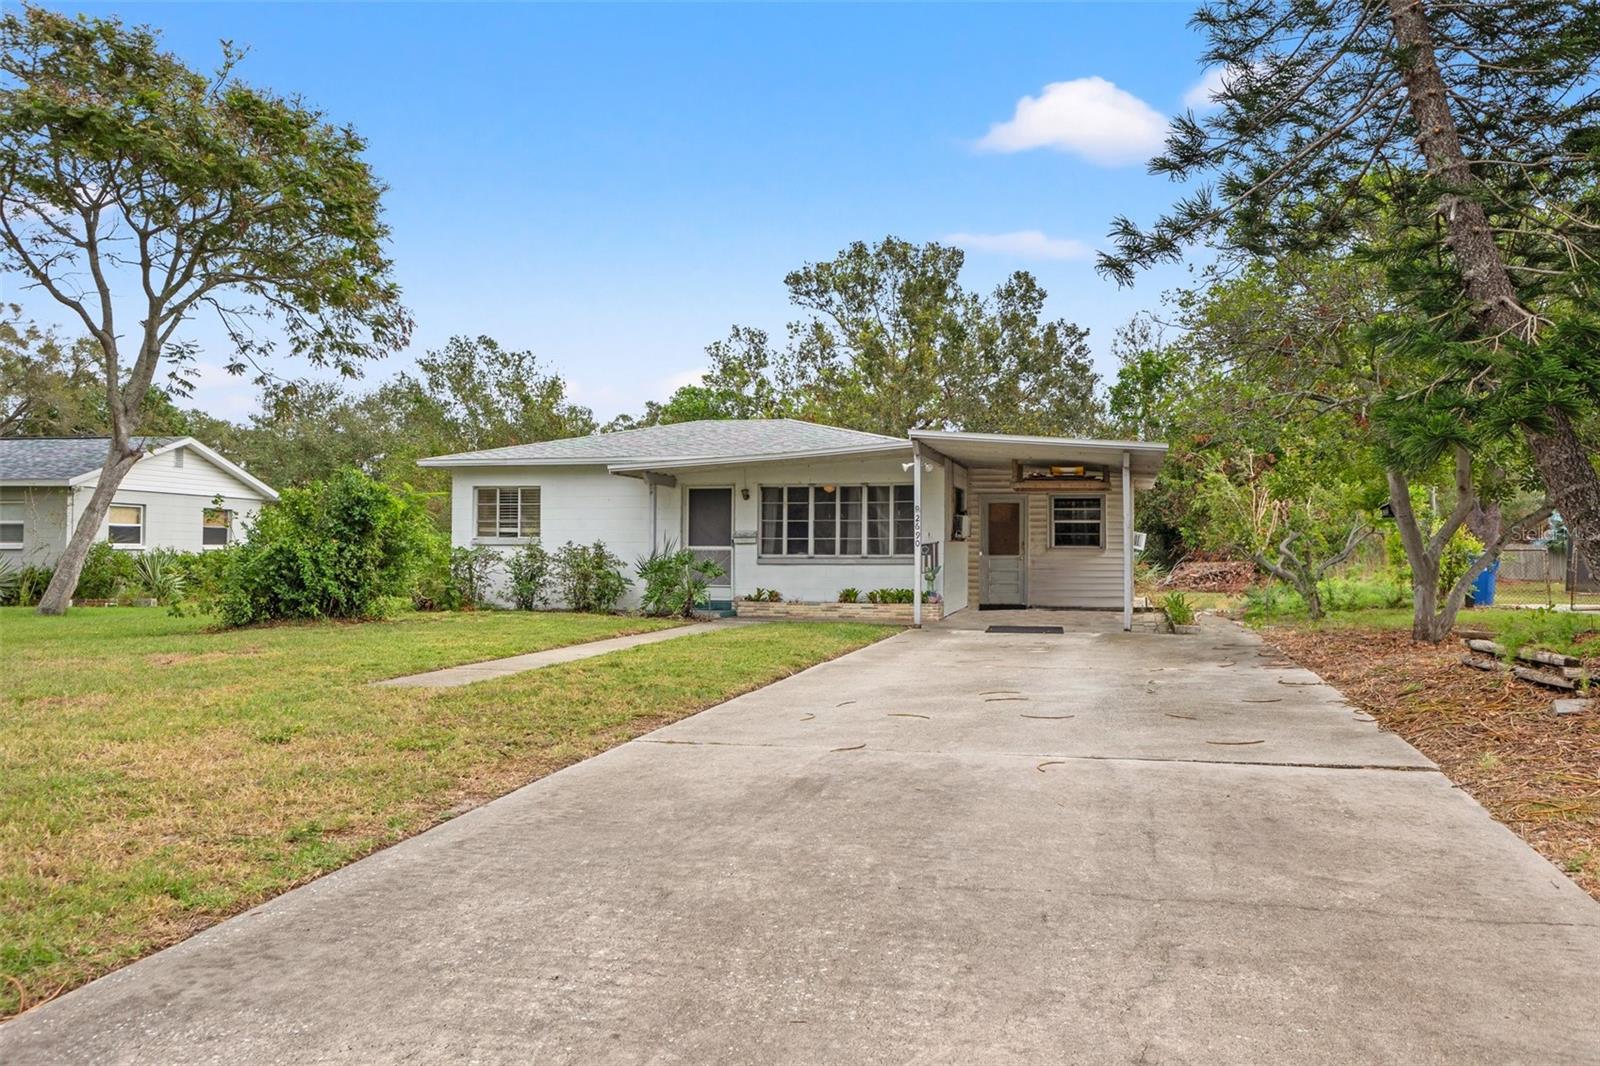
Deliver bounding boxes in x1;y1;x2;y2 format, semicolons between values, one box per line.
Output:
740;488;750;500
900;460;935;473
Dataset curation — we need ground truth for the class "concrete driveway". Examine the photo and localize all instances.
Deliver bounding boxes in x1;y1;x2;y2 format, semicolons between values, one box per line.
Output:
4;619;1599;1064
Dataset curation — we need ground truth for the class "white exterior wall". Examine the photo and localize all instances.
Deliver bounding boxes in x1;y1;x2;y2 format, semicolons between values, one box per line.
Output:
450;465;655;608
675;455;941;604
446;454;951;609
966;465;1126;610
0;486;69;568
2;446;272;566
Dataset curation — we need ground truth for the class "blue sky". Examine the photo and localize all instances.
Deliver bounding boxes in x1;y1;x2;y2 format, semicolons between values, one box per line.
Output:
17;2;1216;422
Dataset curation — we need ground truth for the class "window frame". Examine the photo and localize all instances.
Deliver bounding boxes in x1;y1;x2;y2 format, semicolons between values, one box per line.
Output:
201;507;233;548
757;483;916;560
0;487;25;548
474;486;541;542
1048;493;1106;551
107;502;145;548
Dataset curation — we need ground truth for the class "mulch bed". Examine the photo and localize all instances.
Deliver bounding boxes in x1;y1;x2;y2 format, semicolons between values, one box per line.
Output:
1264;625;1600;902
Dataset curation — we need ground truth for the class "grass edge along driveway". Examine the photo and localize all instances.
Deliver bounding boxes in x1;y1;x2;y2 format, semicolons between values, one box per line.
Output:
0;609;896;1018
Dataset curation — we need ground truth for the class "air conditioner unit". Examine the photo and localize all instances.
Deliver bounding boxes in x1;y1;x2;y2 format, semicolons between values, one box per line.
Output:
951;514;970;540
1132;531;1148;552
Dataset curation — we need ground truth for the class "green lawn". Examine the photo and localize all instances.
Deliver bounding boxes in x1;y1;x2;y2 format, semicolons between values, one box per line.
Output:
1249;605;1600;655
0;608;894;1017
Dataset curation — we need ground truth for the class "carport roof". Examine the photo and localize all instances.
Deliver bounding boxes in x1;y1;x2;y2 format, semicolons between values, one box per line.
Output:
909;430;1167;478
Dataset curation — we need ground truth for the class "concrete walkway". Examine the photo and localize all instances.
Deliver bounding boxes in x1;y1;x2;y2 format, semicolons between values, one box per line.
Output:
4;620;1598;1064
373;619;735;688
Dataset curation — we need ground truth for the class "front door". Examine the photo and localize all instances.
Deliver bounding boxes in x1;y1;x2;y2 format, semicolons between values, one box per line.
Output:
686;487;734;599
981;498;1025;606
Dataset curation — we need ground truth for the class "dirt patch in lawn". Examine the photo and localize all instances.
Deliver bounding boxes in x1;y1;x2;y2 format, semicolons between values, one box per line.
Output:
1265;625;1600;902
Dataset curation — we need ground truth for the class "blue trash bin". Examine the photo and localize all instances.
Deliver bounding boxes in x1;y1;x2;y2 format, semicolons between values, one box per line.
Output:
1468;559;1499;607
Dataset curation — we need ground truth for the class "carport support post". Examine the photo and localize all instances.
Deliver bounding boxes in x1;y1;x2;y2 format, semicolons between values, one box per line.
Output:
1121;451;1133;632
912;441;923;627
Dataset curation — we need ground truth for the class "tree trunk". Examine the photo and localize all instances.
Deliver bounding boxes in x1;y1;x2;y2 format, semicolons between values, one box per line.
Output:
1386;0;1600;577
34;442;143;615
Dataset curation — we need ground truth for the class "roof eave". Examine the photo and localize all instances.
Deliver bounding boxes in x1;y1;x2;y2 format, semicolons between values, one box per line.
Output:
908;429;1168;454
605;441;912;474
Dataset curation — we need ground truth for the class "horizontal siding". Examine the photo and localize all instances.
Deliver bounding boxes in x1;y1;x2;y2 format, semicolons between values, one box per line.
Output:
80;487;267;554
966;465;1128;610
102;446;272;501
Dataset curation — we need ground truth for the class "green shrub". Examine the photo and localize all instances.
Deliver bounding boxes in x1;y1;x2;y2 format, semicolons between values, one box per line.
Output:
744;587;782;602
866;587;914;604
171;548;233;607
1161;591;1197;626
1497;608;1595;660
636;543;725;617
0;557;19;605
133;548;187;606
449;546;498;609
552;540;629;613
837;587;861;603
219;469;434;627
74;542;137;600
1439;530;1485;596
5;565;54;607
504;541;553;610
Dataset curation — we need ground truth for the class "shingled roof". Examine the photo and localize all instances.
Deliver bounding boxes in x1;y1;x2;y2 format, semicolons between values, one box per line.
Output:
0;437;180;482
418;419;907;467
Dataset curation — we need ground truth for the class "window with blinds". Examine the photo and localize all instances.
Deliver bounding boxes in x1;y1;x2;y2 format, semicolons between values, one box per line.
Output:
759;484;914;557
475;487;541;539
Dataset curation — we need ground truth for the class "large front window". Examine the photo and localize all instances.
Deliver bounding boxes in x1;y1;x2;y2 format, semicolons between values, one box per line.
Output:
475;486;541;539
760;484;913;557
202;508;232;547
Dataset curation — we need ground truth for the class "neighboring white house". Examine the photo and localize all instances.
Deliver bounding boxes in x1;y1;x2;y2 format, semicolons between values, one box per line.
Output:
419;419;1167;628
0;436;278;568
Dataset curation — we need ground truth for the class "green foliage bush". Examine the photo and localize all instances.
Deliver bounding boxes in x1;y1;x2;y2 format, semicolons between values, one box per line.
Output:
1438;530;1485;597
449;546;498;609
1161;591;1197;626
504;541;553;611
837;587;861;603
552;540;629;613
1497;608;1595;660
636;543;725;617
866;587;914;604
4;565;54;607
219;469;434;627
1244;575;1411;621
133;548;187;606
743;587;782;602
73;542;137;600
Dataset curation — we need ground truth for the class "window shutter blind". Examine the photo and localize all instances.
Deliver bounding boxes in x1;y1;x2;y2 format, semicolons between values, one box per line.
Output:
519;487;540;537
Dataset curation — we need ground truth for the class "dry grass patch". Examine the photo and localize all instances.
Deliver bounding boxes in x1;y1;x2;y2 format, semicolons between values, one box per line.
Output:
0;607;893;1017
1264;622;1600;902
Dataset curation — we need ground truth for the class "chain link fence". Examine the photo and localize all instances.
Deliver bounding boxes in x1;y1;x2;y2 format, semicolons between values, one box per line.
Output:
1494;545;1600;610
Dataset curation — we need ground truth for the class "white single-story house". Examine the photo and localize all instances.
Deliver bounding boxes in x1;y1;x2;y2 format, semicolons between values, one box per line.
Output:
420;420;1167;628
0;436;278;568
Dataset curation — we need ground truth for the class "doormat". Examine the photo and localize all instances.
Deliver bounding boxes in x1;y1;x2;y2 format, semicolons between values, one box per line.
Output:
987;625;1064;634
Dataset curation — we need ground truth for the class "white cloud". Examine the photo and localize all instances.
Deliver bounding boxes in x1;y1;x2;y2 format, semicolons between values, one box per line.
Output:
660;366;707;392
944;230;1093;261
976;76;1167;166
1183;66;1238;112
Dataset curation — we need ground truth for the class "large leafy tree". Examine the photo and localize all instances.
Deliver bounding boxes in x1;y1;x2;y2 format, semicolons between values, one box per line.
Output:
0;6;412;613
780;238;1104;436
1177;252;1551;639
616;237;1108;437
1099;0;1600;575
